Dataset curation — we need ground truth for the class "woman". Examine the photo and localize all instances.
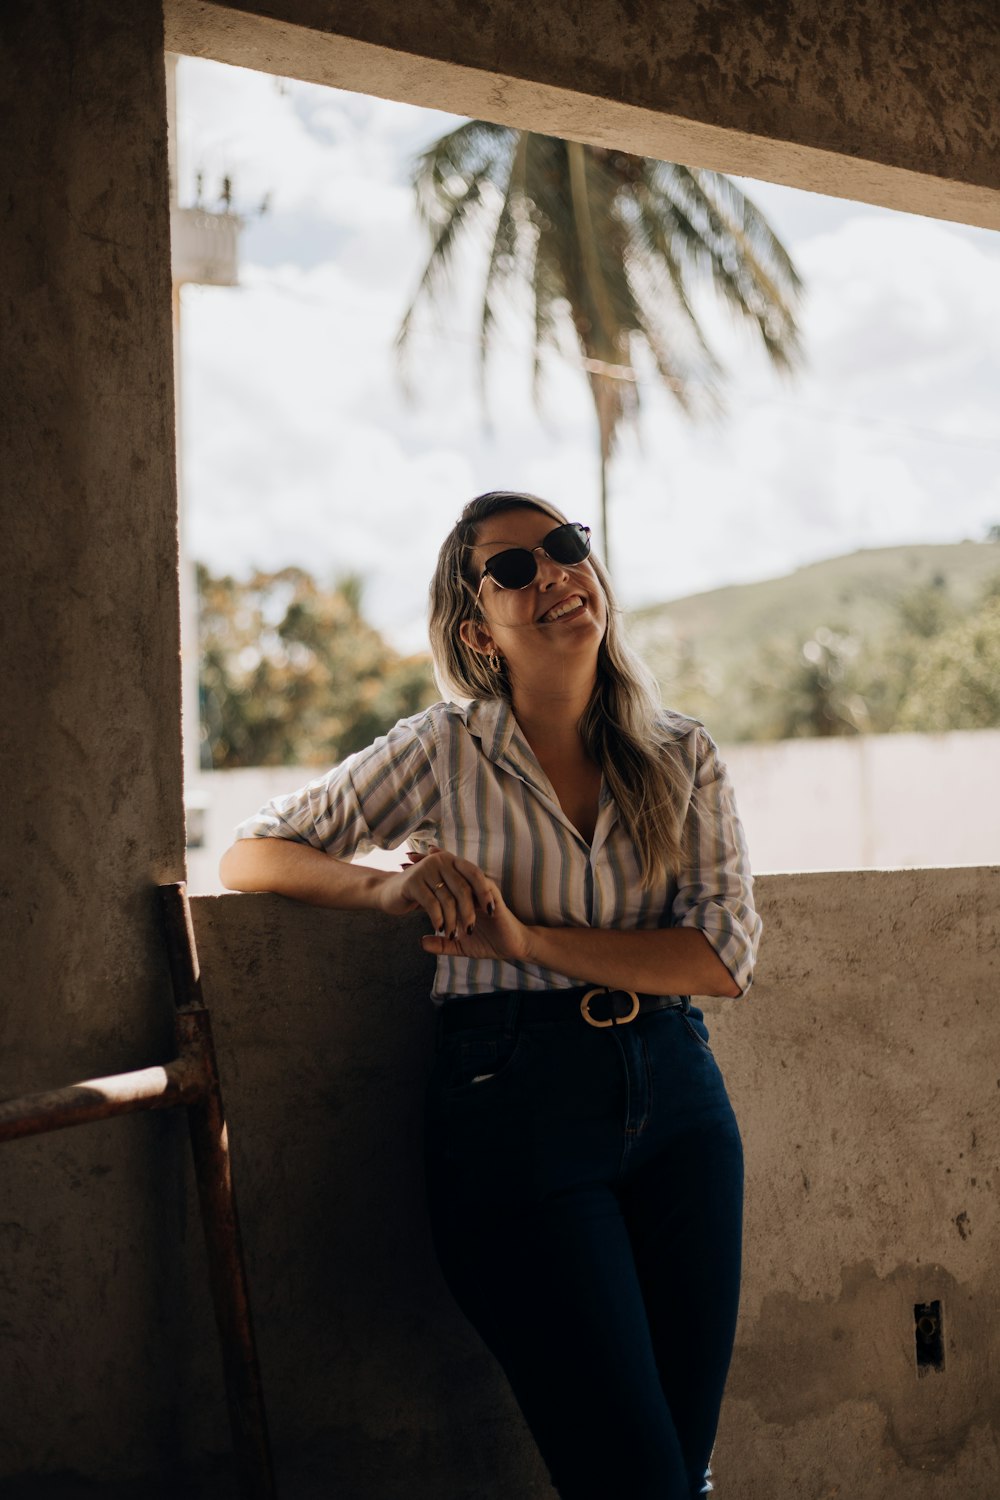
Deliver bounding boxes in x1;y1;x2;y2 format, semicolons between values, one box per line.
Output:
221;490;761;1499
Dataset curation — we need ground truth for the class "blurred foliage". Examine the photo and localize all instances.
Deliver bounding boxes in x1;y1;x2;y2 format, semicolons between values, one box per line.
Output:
197;549;1000;767
743;625;868;739
895;590;1000;731
198;564;436;769
638;562;1000;741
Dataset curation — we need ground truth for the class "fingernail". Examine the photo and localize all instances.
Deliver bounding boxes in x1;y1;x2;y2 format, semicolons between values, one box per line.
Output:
486;902;495;916
466;923;474;936
449;930;457;941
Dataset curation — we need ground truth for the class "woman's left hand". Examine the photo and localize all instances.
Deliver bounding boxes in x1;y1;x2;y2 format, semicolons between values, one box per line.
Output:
405;847;533;964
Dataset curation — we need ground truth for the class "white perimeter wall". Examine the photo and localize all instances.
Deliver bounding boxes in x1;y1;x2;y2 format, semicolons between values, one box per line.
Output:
186;726;1000;892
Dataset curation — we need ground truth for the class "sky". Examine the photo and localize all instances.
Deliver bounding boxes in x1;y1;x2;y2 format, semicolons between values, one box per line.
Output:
175;56;1000;653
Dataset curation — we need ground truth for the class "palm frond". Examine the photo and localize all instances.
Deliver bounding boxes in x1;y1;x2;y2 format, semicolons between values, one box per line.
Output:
395;124;519;392
394;121;805;567
649;163;803;370
687;166;804;369
478;132;532;408
409;120;518;228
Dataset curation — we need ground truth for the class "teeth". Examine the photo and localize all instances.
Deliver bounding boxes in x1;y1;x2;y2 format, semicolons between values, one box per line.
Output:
542;595;584;622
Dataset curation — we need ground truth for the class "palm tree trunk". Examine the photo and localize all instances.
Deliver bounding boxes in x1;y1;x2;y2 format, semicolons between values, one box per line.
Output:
593;374;613;575
566;142;618;348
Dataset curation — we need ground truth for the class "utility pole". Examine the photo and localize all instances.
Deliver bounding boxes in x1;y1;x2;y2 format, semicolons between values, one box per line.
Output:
166;55;243;850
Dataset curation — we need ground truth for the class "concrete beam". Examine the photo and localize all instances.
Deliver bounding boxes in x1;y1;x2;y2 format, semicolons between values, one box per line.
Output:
166;0;1000;229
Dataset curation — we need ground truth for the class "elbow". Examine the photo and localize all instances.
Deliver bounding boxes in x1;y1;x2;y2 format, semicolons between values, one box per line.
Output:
219;839;254;891
695;932;746;999
218;843;239;890
709;966;743;1000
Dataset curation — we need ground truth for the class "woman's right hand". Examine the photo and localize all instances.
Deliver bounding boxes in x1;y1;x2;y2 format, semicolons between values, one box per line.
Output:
377;845;497;939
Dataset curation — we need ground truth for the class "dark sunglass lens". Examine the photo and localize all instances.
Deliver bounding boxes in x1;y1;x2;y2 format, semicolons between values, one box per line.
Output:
485;547;538;590
547;523;591;563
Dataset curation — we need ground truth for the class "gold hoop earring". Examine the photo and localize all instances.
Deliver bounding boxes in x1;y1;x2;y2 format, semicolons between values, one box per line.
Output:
487;650;502;673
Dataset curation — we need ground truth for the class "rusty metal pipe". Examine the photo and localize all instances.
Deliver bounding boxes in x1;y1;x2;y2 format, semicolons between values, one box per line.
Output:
159;885;277;1500
180;1006;276;1499
0;1054;205;1142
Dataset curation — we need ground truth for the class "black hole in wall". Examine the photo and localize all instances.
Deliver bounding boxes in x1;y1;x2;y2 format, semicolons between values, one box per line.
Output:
914;1300;944;1374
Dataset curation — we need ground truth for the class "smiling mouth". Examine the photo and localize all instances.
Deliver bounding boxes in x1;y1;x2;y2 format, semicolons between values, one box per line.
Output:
539;594;586;623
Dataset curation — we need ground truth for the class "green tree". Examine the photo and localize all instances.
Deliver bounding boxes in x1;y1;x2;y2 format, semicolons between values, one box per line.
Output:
198;564;435;768
744;626;868;740
396;124;803;571
895;594;1000;731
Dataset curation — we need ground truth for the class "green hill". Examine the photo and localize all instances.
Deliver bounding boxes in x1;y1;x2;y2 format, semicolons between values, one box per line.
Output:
627;540;1000;741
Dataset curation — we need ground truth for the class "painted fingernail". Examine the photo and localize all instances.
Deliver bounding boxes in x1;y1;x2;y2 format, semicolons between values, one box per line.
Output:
466;923;475;936
449;930;457;941
486;901;495;916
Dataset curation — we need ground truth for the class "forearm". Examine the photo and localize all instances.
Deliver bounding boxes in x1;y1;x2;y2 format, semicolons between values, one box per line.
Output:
219;837;391;910
523;924;742;998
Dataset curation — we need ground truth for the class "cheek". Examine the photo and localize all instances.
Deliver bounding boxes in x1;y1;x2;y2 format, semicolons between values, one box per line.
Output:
584;571;609;620
482;597;534;634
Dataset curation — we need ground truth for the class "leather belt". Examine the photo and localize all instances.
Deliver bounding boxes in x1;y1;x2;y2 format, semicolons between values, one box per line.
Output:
439;985;689;1032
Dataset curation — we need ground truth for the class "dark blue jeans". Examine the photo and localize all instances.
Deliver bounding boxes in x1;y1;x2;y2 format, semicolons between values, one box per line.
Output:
424;996;744;1500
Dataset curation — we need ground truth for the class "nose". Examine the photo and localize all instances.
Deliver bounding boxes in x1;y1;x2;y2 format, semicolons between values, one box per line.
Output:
533;546;570;589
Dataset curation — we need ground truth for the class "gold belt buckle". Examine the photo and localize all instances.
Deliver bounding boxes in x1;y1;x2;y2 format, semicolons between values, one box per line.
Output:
580;987;640;1028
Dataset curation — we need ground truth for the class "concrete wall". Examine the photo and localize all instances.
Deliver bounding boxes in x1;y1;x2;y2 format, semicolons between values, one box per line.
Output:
0;0;187;1487
173;875;1000;1497
165;0;1000;229
2;0;999;1493
725;728;1000;873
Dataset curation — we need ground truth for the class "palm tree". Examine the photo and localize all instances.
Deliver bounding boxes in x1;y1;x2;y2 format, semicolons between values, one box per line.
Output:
396;123;803;575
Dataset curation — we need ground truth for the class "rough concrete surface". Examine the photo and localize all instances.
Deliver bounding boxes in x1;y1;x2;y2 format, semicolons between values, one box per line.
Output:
166;0;1000;227
709;867;1000;1497
0;0;186;1484
166;898;555;1498
159;870;1000;1498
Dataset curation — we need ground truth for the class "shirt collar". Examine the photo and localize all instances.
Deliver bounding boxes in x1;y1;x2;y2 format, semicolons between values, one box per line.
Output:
452;696;699;760
455;696;518;764
450;698;550;795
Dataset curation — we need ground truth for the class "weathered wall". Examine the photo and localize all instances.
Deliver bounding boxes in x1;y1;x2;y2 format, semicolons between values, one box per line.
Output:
723;728;1000;873
715;866;1000;1497
4;866;997;1498
165;0;1000;229
0;0;186;1486
168;872;1000;1498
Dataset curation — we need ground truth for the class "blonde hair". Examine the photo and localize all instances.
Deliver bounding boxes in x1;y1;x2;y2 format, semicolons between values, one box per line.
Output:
428;491;693;884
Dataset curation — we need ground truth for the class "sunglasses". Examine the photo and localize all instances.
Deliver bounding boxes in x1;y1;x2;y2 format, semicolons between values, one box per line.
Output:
474;522;592;599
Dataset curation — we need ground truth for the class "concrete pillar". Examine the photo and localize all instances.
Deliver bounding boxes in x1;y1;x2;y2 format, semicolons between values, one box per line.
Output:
0;0;186;1483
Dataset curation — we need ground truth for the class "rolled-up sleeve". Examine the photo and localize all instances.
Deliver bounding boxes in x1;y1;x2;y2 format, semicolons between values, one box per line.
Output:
671;728;762;996
233;712;442;856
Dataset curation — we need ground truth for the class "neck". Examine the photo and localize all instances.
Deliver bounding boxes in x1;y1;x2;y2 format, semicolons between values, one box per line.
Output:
509;672;597;757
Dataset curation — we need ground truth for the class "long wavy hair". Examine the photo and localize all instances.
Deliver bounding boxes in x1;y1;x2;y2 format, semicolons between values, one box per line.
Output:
428;491;693;884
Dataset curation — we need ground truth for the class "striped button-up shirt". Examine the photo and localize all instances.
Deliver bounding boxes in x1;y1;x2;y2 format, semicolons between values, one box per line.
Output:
234;697;762;1001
